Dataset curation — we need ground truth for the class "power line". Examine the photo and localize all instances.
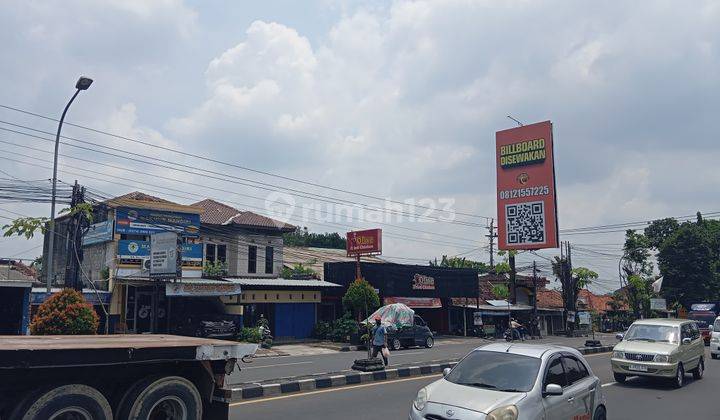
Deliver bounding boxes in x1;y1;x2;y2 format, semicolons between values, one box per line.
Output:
0;111;493;221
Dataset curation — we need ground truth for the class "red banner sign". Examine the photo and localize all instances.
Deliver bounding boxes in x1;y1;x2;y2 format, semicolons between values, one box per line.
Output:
346;229;382;256
384;297;442;308
496;121;558;250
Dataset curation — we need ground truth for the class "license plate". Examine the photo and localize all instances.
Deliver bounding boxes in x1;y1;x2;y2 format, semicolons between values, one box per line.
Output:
628;364;648;372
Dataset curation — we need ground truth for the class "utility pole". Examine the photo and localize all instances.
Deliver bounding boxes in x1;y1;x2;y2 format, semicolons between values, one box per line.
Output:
532;260;538;318
63;181;87;291
509;252;517;304
486;219;497;269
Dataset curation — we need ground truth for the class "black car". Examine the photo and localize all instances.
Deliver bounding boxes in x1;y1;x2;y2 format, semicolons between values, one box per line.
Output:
170;297;239;339
387;315;434;350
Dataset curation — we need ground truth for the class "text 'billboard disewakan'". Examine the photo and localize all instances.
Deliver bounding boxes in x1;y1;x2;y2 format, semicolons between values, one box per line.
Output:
496;120;558;250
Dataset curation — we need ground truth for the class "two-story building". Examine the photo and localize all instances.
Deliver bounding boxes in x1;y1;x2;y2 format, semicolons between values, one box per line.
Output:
193;199;341;340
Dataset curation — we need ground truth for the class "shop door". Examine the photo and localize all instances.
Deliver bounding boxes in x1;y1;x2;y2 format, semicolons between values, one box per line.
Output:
274;303;315;339
131;289;167;333
0;287;25;334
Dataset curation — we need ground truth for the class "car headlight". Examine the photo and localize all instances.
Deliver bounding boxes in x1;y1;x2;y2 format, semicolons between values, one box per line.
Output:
486;405;518;420
653;354;669;363
413;388;427;411
612;351;624;359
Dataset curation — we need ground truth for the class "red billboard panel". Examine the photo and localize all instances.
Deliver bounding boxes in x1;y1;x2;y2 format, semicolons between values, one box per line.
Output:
496;121;558;250
347;229;382;256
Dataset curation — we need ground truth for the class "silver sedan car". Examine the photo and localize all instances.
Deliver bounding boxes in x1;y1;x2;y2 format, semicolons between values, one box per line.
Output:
409;343;607;420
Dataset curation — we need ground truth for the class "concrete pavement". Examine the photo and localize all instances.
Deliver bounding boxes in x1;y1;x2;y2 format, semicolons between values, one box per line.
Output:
229;349;718;419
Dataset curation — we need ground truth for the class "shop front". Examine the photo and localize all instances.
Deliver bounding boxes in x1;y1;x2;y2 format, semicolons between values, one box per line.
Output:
324;262;479;334
221;278;341;341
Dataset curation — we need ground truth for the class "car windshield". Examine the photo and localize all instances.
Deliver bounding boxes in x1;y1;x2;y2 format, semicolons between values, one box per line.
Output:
690;314;716;329
624;324;678;343
444;350;541;392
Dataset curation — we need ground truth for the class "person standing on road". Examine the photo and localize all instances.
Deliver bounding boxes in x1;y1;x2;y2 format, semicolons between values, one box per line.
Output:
371;316;389;366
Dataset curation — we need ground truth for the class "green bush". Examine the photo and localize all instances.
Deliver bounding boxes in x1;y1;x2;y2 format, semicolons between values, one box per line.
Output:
330;312;359;342
238;327;262;343
313;321;332;340
30;288;99;335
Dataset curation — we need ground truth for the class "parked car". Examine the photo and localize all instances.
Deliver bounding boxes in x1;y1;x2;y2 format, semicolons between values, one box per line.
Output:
710;316;720;359
611;318;704;388
409;343;607;420
387;315;434;350
169;297;239;339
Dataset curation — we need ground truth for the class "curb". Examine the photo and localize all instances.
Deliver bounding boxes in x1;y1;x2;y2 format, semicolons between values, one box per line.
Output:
221;344;614;402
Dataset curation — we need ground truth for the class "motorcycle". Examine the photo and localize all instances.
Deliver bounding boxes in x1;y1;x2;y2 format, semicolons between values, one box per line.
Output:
504;328;522;341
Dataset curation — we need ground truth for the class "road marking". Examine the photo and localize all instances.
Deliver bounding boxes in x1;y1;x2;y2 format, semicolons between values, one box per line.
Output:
242;361;313;370
229;374;442;406
601;382;617;387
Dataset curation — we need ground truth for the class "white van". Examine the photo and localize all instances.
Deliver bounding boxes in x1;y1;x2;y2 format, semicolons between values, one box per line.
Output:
711;316;720;359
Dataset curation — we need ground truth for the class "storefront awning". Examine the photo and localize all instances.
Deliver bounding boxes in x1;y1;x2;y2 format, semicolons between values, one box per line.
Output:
166;279;242;297
384;297;442;308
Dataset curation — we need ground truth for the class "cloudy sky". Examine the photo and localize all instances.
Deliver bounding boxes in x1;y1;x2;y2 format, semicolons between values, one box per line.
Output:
1;0;718;293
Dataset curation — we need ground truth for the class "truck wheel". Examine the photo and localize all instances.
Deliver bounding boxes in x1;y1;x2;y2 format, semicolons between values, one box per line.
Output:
116;375;202;420
10;384;112;420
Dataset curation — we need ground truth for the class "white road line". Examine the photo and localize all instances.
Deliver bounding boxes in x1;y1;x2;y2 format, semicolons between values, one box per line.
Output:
601;382;617;387
243;361;313;370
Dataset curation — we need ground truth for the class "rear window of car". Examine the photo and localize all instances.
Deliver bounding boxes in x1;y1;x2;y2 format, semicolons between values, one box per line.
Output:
445;350;541;392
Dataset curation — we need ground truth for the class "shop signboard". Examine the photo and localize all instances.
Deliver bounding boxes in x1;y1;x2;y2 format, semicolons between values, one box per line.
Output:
115;207;200;237
347;229;382;256
166;282;243;297
496;121;559;250
383;297;442;308
566;310;576;323
118;240;201;262
82;220;114;246
150;232;180;279
473;312;483;326
412;273;435;290
650;298;667;311
577;311;591;325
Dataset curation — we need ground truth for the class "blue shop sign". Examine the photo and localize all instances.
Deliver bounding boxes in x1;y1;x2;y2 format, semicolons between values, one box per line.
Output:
115;207;200;237
118;240;202;261
82;220;114;246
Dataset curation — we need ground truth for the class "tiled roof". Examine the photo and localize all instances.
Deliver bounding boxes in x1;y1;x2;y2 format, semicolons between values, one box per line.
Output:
192;199;296;231
537;289;564;309
0;260;37;282
578;289;622;313
111;191;176;204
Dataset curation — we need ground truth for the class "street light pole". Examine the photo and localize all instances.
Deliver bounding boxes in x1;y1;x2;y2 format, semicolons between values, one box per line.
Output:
46;77;93;293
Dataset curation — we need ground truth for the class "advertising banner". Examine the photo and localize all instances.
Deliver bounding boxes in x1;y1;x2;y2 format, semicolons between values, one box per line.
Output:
650;298;667;311
115;207;200;237
496;121;559;250
150;232;179;279
82;220;114;246
166;282;243;297
578;311;591;325
411;273;435;290
347;229;382;256
118;240;202;262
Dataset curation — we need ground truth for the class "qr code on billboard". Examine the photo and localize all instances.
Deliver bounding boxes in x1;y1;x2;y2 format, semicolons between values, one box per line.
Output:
506;201;546;245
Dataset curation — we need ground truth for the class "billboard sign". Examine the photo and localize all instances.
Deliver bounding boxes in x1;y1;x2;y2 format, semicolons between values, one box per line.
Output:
82;220;114;246
650;298;667;311
117;240;202;262
347;229;382;256
496;121;559;250
411;274;435;290
115;207;200;237
150;232;180;279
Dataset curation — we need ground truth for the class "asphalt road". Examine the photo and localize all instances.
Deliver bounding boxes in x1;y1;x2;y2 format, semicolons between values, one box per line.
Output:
231;335;611;384
229;349;719;419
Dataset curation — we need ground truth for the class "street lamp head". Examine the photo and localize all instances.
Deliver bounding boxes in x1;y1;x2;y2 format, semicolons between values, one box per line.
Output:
75;77;93;90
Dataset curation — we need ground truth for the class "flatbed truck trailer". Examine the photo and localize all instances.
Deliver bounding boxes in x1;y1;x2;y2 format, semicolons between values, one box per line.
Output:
0;335;257;420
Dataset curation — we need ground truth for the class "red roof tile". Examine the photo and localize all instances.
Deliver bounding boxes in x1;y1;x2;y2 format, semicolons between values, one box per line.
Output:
111;191;176;204
537;289;564;309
